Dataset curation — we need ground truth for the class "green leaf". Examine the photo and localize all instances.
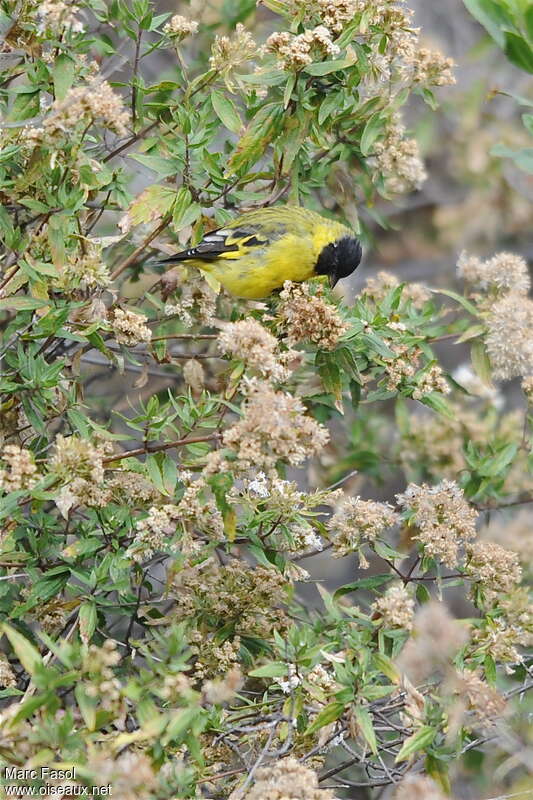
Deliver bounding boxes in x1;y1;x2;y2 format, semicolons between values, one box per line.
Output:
145;453;173;496
514;147;533;172
318;92;340;126
317;354;344;413
128;184;177;226
248;662;288;678
522;112;533;135
360;112;383;156
418;391;454;418
373;652;400;683
8;89;40;122
283;72;297;109
0;296;49;310
303;55;357;75
9;692;52;726
504;31;533;73
484;654;497;684
163;707;201;744
432;288;479;317
1;623;43;675
75;684;97;731
53;54;76;101
395;725;436;762
470;339;493;388
353;705;378;753
172;188;201;231
79;602;97;645
304;701;345;735
526;5;533;42
227;103;284;174
334;574;393;599
237;69;286;86
462;0;514;46
484;442;518;476
211;90;242;134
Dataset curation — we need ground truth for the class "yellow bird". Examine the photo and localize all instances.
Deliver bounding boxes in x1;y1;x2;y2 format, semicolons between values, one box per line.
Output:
154;205;362;299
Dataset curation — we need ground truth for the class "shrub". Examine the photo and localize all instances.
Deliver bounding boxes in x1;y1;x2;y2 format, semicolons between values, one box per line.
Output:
0;0;531;797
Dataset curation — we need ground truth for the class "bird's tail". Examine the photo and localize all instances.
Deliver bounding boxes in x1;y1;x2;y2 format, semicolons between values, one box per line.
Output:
149;254;190;268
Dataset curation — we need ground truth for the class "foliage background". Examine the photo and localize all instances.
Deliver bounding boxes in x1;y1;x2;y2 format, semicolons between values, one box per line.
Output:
0;0;532;798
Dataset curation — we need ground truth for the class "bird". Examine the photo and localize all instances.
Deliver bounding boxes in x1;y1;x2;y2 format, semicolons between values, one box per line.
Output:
152;205;362;299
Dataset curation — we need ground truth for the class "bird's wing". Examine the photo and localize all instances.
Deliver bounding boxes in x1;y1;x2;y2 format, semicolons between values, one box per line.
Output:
158;224;270;264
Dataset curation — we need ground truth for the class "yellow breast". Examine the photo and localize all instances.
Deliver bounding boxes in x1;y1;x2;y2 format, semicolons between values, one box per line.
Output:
195;233;318;299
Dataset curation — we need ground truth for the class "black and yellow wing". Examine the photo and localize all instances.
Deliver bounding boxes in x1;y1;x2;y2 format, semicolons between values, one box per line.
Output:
153;223;271;267
151;207;323;267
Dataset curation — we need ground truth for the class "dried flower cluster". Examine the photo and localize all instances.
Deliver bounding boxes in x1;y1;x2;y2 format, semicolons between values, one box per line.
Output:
362;270;431;307
56;476;111;518
484;294;533;381
373;114;427;194
212;379;329;471
112;308;152;346
403;46;455;86
457;250;530;296
237;757;337;799
371;583;414;630
465;540;522;599
30;76;130;140
0;445;38;492
412;364;450;400
265;26;340;70
55;241;111;292
217;319;297;382
278;281;348;350
328;495;398;565
481;510;533;566
36;0;84;37
164;271;218;326
450;669;506;729
83;640;125;720
51;434;110;484
209;23;256;74
173;559;287;638
163;14;199;41
393;774;448;800
397;602;468;684
177;479;225;540
108;470;159;506
127;504;181;563
396;480;478;567
202;665;243;705
86;751;156;800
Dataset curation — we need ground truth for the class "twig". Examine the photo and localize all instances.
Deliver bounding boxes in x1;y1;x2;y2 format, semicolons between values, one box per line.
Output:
102;120;159;163
101;432;220;464
151;333;218;341
110;216;171;280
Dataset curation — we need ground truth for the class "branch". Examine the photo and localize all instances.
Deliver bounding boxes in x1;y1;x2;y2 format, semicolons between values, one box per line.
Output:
101;432;220;464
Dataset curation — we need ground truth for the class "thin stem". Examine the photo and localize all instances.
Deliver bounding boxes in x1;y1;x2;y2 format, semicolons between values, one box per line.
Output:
131;29;143;126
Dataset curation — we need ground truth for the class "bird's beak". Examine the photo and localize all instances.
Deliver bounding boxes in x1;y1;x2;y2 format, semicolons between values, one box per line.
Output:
328;273;339;289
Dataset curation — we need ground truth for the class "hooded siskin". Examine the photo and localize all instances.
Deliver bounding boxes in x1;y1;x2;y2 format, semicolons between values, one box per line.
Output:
153;206;362;299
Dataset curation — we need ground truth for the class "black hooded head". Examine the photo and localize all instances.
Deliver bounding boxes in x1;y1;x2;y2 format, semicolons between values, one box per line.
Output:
315;235;362;288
